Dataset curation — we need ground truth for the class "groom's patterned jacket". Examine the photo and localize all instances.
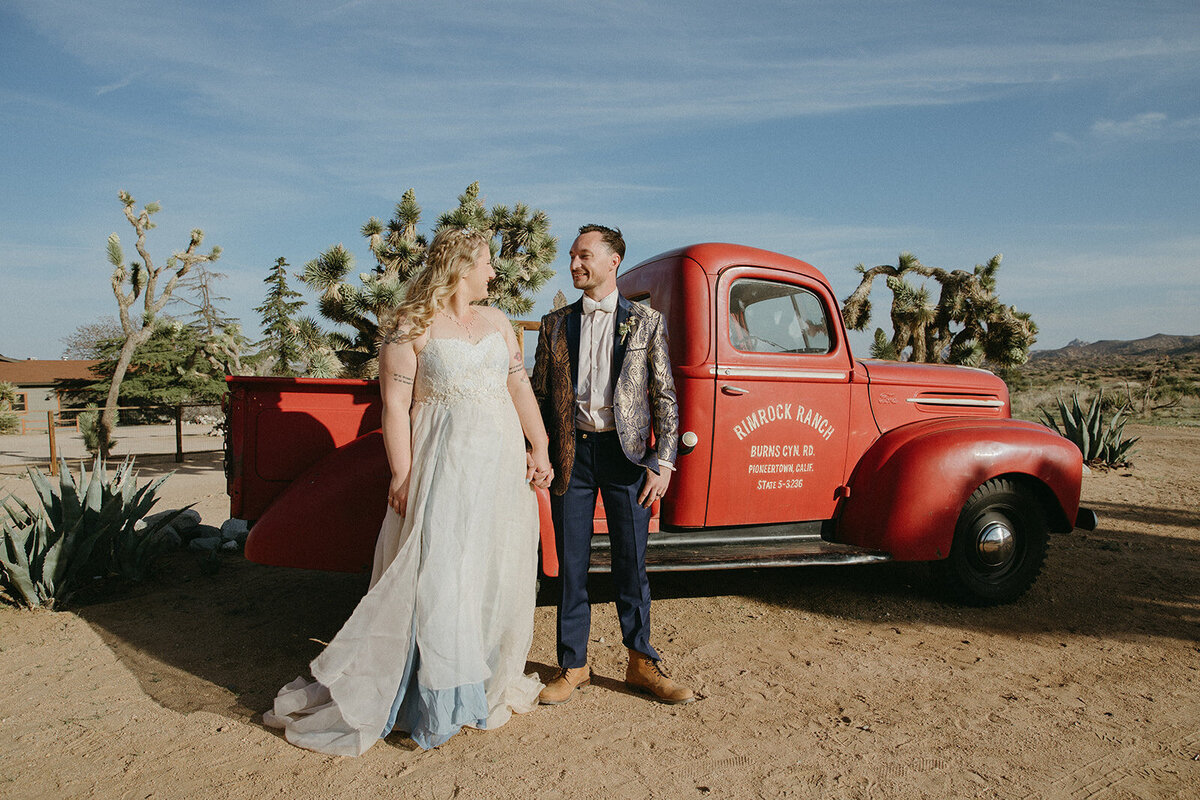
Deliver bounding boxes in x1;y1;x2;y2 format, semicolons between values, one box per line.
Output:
532;294;679;496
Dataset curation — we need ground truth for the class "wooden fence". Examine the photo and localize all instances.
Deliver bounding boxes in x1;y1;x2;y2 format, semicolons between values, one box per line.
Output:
30;404;222;475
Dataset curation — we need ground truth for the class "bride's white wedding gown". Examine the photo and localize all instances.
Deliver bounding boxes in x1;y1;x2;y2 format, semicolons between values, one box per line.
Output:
264;331;543;755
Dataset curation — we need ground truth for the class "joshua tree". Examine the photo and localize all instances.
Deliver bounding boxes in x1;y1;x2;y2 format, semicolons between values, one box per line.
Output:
196;321;252;377
100;191;221;455
841;252;1037;375
301;183;556;377
440;185;557;318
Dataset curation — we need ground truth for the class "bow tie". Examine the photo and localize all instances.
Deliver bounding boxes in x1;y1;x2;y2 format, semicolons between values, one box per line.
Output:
582;294;618;314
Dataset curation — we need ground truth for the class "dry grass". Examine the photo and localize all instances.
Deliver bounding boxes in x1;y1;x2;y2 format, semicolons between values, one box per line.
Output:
1008;352;1200;426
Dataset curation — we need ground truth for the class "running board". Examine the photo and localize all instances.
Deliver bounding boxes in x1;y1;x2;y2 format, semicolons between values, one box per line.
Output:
587;523;890;572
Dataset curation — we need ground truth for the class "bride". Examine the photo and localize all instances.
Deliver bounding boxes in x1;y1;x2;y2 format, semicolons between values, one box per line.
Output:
264;227;554;755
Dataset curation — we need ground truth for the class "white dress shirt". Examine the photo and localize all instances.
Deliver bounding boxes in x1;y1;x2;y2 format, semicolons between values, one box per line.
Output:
575;290;618;432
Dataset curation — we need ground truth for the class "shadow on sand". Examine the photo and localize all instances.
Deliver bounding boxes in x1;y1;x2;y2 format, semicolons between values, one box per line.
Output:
74;498;1199;726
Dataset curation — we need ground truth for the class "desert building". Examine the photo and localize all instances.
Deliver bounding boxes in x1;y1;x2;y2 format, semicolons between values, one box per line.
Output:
0;355;100;433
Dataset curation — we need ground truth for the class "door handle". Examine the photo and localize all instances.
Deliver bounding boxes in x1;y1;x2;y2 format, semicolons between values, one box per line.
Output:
721;385;749;396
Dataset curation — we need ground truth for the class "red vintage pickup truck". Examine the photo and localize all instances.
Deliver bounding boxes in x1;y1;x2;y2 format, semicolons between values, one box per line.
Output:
226;242;1095;605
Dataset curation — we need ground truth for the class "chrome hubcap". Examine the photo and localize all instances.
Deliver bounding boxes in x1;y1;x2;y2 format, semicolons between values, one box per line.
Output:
976;520;1015;567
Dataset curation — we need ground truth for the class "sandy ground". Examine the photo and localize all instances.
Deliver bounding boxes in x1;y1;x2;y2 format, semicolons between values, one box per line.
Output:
1;425;1197;799
0;422;224;473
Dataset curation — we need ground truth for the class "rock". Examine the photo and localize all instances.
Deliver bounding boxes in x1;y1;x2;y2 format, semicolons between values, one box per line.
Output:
142;508;204;544
220;518;250;543
220;539;240;552
145;508;201;534
161;530;183;549
186;524;222;544
188;536;222;552
143;509;174;527
172;508;203;534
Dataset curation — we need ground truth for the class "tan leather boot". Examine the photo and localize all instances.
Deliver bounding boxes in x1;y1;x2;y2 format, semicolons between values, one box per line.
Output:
625;650;695;704
538;665;591;705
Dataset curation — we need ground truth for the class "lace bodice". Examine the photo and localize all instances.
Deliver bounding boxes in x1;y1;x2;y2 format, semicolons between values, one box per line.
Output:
413;332;511;408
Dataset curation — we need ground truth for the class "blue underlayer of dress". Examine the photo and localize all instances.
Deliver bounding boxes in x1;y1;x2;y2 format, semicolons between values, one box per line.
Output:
383;641;489;750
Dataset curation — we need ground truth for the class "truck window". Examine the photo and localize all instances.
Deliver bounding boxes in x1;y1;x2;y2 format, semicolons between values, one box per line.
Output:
729;278;831;354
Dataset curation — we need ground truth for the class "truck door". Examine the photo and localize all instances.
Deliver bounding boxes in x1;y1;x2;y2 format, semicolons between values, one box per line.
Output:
706;268;852;527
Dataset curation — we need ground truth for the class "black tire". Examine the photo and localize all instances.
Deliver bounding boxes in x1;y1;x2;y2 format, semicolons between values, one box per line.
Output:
932;477;1049;606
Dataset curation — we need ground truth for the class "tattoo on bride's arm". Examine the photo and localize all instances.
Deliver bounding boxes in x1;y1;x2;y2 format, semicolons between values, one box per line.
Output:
390;372;415;385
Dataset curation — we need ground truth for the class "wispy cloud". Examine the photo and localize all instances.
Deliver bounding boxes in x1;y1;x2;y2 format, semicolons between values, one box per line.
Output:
1055;111;1200;147
95;75;133;95
14;1;1200;142
1093;112;1169;139
1092;112;1200;141
4;0;1200;357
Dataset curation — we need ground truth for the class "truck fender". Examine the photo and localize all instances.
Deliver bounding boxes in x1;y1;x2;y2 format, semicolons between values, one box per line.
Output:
835;418;1083;561
535;486;559;578
244;430;389;572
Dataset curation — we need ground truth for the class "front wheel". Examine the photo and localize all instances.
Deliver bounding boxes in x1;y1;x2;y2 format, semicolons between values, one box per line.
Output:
932;477;1049;606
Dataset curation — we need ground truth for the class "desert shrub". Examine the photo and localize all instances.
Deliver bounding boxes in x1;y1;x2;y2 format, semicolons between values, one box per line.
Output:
1097;391;1124;413
1009;387;1057;422
1040;391;1139;468
0;382;17;434
76;405;113;457
0;457;188;609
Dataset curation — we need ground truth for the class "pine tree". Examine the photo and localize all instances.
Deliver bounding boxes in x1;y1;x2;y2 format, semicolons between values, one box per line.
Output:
842;252;1037;375
254;257;308;377
173;264;236;335
87;322;229;419
301;182;556;377
172;263;250;376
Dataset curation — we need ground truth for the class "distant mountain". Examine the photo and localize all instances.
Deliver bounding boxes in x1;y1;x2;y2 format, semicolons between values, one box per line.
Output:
1031;333;1200;360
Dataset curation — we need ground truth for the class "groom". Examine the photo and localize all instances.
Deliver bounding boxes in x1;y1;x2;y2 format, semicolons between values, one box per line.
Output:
532;224;694;705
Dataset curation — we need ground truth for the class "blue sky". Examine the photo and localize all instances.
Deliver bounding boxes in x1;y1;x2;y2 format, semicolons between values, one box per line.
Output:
2;0;1198;360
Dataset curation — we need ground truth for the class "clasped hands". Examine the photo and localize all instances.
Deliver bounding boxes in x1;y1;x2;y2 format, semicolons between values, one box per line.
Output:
526;450;554;489
523;453;670;505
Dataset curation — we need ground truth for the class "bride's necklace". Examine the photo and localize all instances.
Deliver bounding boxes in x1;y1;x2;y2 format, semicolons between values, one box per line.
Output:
440;308;477;337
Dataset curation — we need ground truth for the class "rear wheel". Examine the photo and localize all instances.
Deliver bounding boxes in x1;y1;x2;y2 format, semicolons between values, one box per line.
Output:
932;477;1049;606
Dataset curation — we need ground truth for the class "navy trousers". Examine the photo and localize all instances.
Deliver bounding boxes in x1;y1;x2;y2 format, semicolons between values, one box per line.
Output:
551;429;660;668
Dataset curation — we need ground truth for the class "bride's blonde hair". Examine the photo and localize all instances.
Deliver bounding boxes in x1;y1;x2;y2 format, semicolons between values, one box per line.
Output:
381;227;492;343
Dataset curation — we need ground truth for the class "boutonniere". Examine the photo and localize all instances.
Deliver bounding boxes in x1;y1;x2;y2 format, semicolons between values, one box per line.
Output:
618;317;638;345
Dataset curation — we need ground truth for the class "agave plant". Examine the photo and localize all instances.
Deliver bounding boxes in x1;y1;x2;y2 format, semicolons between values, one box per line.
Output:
1040;391;1139;467
0;457;189;609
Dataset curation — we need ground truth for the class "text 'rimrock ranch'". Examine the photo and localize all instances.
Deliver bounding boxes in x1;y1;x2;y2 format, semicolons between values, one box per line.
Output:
733;403;836;441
